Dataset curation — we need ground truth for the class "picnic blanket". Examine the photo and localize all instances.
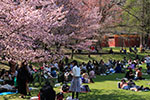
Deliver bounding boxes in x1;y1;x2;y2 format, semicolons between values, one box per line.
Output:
0;87;37;96
0;91;17;96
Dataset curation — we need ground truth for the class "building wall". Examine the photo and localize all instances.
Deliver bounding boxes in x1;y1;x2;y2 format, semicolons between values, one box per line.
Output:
108;38;115;47
105;34;140;47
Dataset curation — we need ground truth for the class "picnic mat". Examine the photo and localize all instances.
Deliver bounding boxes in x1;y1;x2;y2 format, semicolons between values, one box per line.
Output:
0;92;17;96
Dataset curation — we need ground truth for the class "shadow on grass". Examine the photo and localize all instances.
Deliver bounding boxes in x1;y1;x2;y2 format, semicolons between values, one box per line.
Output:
93;73;150;83
1;89;149;100
93;74;125;82
79;89;147;100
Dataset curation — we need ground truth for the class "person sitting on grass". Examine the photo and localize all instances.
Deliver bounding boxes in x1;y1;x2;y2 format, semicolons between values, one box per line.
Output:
86;61;92;73
40;81;56;100
81;62;87;72
127;79;144;91
119;79;130;90
129;47;134;53
147;65;150;74
99;59;107;75
128;62;136;69
125;68;134;80
145;55;150;69
120;47;123;53
109;48;114;54
1;71;12;85
114;61;122;73
128;59;132;65
122;57;127;65
81;73;90;83
106;67;115;75
134;67;145;80
134;46;138;53
123;48;127;54
51;68;57;78
89;69;95;83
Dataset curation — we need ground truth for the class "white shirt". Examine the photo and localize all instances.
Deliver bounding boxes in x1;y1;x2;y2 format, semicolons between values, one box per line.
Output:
89;70;95;78
54;63;58;69
72;65;80;77
145;57;150;63
45;67;51;72
82;65;87;70
135;71;138;77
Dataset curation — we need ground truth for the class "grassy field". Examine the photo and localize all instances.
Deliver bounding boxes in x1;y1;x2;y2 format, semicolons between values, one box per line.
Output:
1;73;150;100
1;48;150;100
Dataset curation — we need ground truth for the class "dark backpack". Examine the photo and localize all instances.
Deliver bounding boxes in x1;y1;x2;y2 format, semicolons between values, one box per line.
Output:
62;84;70;92
40;84;56;100
56;92;64;100
68;74;72;82
58;73;64;83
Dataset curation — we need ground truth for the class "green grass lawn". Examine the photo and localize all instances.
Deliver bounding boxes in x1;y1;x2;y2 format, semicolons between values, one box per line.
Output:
1;49;150;100
1;73;150;100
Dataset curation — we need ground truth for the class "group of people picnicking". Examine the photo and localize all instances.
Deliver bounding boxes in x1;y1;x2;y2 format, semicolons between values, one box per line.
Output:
109;46;147;54
1;54;150;99
0;61;33;98
118;55;150;92
109;46;139;54
118;79;150;92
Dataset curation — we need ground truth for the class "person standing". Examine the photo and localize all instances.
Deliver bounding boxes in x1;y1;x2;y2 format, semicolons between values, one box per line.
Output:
17;61;30;98
69;60;81;100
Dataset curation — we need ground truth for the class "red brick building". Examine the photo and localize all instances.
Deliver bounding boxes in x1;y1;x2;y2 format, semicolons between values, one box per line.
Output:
101;34;140;47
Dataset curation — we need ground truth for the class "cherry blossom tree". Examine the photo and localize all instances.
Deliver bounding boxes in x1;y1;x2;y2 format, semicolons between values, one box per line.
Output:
56;0;122;58
0;0;68;62
0;0;122;62
55;0;100;51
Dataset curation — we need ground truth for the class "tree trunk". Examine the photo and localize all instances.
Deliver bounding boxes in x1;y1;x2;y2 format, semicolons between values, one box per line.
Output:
122;37;124;47
71;49;74;59
140;33;144;47
145;33;149;48
9;61;16;73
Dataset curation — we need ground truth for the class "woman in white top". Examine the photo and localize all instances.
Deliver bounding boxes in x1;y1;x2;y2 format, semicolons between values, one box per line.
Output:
69;60;81;100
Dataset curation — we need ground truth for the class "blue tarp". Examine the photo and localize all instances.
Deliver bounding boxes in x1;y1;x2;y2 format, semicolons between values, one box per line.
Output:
0;92;17;96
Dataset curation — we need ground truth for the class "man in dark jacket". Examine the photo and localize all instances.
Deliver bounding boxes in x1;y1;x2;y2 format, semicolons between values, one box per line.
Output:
40;81;56;100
